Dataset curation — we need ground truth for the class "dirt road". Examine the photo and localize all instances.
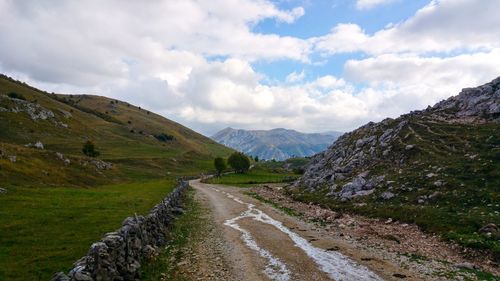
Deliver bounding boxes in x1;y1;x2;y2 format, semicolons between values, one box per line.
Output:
190;180;416;281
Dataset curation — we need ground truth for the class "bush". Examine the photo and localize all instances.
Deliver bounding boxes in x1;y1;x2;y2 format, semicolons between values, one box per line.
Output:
82;140;100;157
7;92;26;100
213;157;226;176
154;133;175;142
227;152;250;173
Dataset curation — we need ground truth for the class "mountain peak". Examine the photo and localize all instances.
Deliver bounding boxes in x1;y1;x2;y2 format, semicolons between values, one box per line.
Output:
212;128;343;161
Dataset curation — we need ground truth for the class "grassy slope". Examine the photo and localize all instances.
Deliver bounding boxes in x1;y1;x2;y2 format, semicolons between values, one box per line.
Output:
0;75;233;280
0;74;233;187
293;118;500;258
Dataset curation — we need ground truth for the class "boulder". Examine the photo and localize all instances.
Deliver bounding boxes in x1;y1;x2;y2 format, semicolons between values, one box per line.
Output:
380;191;395;200
405;144;414;151
479;223;498;236
454;262;477;270
34;141;44;149
433;180;444;187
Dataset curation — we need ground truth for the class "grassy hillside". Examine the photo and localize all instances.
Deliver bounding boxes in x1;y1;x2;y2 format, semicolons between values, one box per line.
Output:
294;119;499;257
0;74;232;187
294;78;500;261
0;74;232;280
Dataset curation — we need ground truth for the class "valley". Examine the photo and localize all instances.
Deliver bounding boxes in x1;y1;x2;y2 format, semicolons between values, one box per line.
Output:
2;1;500;280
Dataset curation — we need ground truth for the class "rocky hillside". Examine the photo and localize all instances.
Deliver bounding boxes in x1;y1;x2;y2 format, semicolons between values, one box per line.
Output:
0;74;232;187
212;127;342;161
294;77;500;259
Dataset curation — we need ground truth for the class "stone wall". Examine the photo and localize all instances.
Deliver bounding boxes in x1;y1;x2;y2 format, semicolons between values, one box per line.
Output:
52;180;190;281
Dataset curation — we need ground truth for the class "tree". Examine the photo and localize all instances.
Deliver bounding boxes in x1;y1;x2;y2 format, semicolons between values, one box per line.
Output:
254;155;259;162
213;157;226;176
227;152;250;173
82;140;100;157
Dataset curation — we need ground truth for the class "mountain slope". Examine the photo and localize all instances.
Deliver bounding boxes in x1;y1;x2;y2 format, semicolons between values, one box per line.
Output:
212;127;342;161
0;74;233;187
294;77;500;259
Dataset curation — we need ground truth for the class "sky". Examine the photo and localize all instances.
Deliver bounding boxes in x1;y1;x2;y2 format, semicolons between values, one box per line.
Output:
1;0;500;136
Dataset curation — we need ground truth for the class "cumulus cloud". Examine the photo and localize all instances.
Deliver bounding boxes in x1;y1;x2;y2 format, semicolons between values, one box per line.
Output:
1;0;499;136
0;0;309;86
315;0;500;55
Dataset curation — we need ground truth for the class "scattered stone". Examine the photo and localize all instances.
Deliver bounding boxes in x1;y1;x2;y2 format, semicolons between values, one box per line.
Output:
34;141;44;149
455;262;477;270
433;180;444;187
380;191;395;200
428;191;440;199
426;173;437;178
89;159;113;170
405;145;414;151
478;223;498;238
56;152;71;165
0;187;7;194
8;155;16;163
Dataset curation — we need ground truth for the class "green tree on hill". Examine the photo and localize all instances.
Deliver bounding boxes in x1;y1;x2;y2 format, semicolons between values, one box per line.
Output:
213;157;226;176
227;152;250;173
82;140;100;157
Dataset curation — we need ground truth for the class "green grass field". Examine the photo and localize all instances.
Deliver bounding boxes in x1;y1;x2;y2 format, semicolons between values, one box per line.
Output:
0;179;178;280
204;168;299;187
0;75;234;280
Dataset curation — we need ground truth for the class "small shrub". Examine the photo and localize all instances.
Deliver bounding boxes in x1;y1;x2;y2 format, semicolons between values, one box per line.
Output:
7;92;26;100
82;140;100;157
154;133;174;142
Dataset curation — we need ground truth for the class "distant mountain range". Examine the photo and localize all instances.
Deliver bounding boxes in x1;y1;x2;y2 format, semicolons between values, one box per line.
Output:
211;127;343;161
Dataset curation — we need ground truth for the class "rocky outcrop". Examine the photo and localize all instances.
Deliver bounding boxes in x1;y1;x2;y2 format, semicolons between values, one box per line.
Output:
0;95;56;121
295;77;500;199
51;180;190;281
428;77;500;122
80;159;113;170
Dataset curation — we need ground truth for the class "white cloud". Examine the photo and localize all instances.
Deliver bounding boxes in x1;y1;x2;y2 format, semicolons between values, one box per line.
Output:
345;50;500;87
356;0;395;10
316;0;500;55
0;0;309;87
286;70;306;83
1;0;499;136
